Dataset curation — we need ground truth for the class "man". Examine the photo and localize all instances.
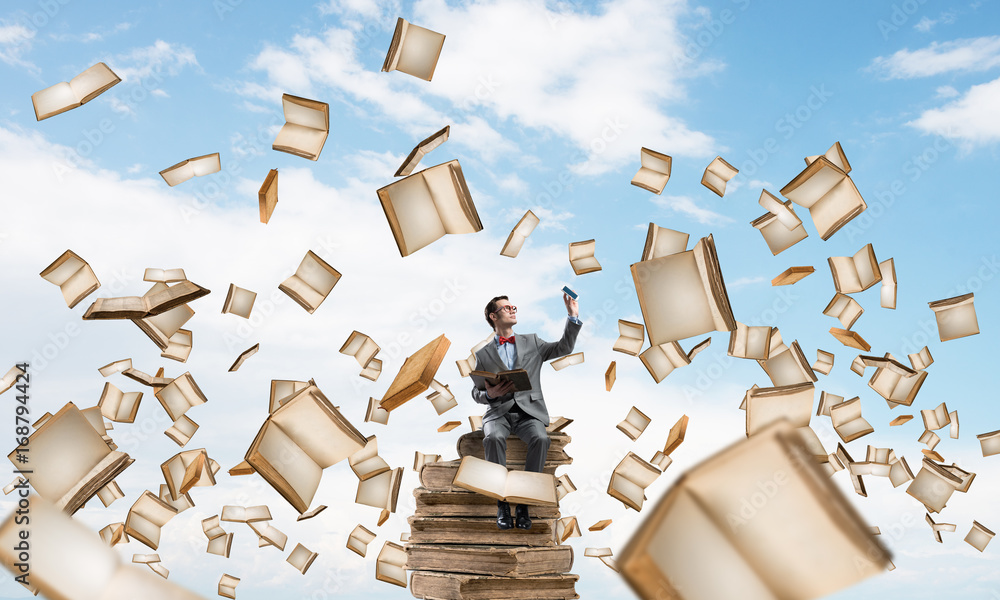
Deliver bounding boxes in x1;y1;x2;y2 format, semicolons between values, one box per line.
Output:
470;293;581;530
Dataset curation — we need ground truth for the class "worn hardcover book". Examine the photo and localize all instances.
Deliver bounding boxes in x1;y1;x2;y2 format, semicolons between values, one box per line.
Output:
411;487;560;518
32;62;121;120
405;544;573;577
407;515;558;547
409;570;579;600
272;94;329;160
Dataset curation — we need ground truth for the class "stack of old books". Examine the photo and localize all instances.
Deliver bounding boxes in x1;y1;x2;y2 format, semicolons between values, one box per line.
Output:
405;428;579;600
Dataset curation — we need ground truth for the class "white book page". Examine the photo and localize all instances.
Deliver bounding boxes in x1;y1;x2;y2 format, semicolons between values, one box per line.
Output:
271;391;363;468
396;23;444;80
633;251;713;345
383;171;446;254
32;82;78;118
255;422;322;507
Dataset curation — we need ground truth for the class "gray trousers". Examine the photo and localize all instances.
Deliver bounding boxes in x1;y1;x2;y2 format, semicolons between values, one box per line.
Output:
482;405;550;473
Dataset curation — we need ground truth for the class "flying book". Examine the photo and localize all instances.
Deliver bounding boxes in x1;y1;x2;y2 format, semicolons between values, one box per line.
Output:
245;383;367;513
550;352;584;371
640;224;689;264
360;357;383;381
830;398;875;442
908;346;933;370
921;402;951;431
780;143;867;240
879;258;896;309
356;466;404;512
977;430;1000;457
0;495;205;600
31;62;121;121
160;153;221;187
83;280;210;320
425;379;456;414
125;490;179;550
500;209;540;258
812;349;834;376
376;541;408;587
469;368;531;391
273;94;329;160
608;452;661;511
639;338;710;383
366;396;390;425
613;319;645;356
164;415;198;447
396;125;450;176
569;239;602;275
349;436;390;481
413;451;441;472
866;355;926;407
248;520;287;550
155;372;208;421
771;266;814;286
143;268;187;283
279;250;342;313
966;521;995;552
929;293;979;341
757;333;817;387
906;458;966;513
218;575;240;599
380;334;450;411
617;406;652;441
133;302;195;350
751;211;808;256
452;455;558;506
631;234;736;345
376;159;482;257
160;448;218;501
701;156;739;197
382;17;446;81
606;361;616;391
40;249;101;308
619;420;889;600
438;420;461;432
286;543;318;574
815;391;844;418
728;322;772;360
7;402;132;515
823;292;863;329
228;343;259;372
919;429;940;451
745;382;814;437
222;284;256;318
258;168;279;223
270;379;311;413
829;328;871;352
828;243;881;294
339;330;380;370
98;382;142;423
347;524;378;557
631;147;672;194
662;415;690;456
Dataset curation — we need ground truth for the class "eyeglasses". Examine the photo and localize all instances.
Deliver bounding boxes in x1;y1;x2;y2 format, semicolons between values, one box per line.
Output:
494;305;517;314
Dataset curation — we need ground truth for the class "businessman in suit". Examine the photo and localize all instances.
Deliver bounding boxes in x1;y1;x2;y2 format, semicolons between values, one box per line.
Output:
470;293;582;530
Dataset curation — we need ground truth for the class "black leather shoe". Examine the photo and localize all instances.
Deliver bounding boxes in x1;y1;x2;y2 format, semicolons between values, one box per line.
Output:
515;504;532;530
496;501;514;530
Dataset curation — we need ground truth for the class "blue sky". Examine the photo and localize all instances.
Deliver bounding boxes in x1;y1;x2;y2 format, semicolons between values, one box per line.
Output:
1;0;999;598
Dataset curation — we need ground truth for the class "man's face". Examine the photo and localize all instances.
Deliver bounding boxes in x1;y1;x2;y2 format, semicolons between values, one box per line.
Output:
492;298;517;329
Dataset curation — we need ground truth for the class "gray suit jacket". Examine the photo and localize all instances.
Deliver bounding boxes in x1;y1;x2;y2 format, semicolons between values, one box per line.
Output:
470;319;582;426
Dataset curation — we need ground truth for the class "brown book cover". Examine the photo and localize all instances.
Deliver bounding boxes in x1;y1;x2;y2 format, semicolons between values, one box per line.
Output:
406;544;573;577
381;334;451;411
407;515;558;547
469;368;531;392
457;431;571;463
410;571;578;600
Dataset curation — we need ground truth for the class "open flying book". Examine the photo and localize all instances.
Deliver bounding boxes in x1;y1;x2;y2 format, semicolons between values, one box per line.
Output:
377;159;482;257
82;280;210;320
278;250;342;313
631;234;736;345
618;420;889;600
701;156;739;197
469;369;531;392
641;223;689;262
569;239;602;274
929;293;979;341
452;455;558;506
780;143;867;240
828;243;881;294
39;249;101;309
272;94;329;160
382;17;446;81
608;452;661;511
500;209;540;258
159;153;221;187
631;147;672;194
8;402;133;515
396;125;449;176
32;62;121;121
245;383;367;513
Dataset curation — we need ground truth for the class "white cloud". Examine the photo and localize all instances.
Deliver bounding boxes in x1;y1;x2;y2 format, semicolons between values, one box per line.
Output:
913;16;937;32
908;76;1000;145
869;36;1000;79
651;194;733;225
728;276;765;289
245;0;715;175
935;85;959;98
0;22;36;73
111;39;199;84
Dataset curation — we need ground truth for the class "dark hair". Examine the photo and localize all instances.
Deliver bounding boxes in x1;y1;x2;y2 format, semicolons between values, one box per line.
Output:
484;295;509;330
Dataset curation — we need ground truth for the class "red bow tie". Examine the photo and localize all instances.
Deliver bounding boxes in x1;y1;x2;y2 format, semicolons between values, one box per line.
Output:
498;335;515;345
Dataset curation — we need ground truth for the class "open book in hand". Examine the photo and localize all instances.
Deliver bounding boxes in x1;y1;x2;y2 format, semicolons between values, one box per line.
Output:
452;455;557;506
470;369;532;392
